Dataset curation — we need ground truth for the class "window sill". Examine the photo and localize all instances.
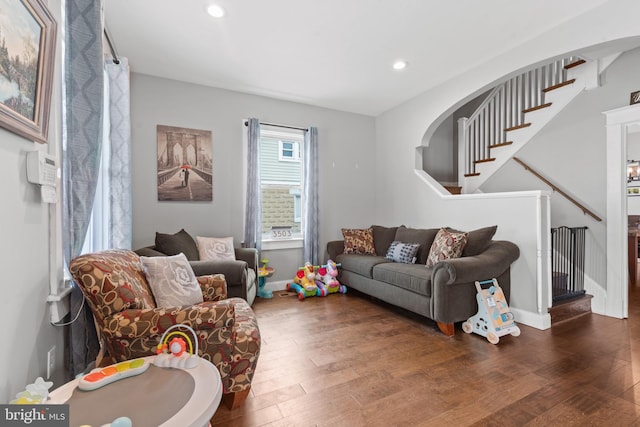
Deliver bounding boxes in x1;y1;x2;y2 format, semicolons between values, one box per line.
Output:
262;238;303;250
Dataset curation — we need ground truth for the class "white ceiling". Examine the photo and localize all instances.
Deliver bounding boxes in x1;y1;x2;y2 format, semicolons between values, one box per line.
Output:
104;0;611;116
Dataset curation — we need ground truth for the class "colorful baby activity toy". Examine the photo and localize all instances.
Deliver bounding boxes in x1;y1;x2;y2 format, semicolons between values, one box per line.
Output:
462;278;520;344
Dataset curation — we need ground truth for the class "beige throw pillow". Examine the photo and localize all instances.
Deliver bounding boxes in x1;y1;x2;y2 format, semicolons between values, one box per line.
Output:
196;236;236;261
140;253;203;307
426;228;468;268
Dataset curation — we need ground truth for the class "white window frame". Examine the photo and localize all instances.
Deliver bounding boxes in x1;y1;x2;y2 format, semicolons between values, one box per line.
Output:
278;140;300;162
259;126;305;250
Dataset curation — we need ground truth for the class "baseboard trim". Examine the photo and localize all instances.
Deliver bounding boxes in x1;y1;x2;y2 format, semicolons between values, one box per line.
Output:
510;307;551;330
264;280;289;292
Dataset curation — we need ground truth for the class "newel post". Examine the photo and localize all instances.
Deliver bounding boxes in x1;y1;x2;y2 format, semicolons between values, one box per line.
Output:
457;117;468;186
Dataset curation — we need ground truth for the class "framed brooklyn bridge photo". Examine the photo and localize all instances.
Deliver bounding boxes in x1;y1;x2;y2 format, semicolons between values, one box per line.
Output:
156;125;213;201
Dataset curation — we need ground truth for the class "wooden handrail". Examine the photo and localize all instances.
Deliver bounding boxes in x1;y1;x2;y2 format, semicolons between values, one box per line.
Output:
513;157;602;222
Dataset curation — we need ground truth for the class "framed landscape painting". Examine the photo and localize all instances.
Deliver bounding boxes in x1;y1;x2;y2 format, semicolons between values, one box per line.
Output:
0;0;57;143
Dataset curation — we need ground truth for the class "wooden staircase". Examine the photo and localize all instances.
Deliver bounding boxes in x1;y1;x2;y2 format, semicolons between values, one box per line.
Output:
454;56;596;194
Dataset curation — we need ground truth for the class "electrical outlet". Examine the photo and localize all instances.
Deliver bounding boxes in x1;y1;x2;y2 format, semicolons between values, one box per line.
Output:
47;346;56;380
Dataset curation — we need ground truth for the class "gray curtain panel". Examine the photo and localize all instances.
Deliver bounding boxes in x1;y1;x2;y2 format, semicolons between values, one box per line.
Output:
63;0;104;378
303;127;319;265
243;118;262;253
105;58;132;250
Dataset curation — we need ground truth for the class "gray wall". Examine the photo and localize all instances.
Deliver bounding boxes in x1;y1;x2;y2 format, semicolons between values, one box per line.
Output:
130;73;376;282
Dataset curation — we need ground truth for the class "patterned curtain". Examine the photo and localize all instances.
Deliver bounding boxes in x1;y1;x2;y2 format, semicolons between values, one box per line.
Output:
243;118;262;254
105;58;132;249
63;0;104;377
303;127;319;265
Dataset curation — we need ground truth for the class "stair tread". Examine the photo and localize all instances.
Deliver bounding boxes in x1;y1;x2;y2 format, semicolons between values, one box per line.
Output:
543;79;576;93
523;102;552;114
489;141;513;149
564;59;586;70
505;123;532;132
474;158;496;164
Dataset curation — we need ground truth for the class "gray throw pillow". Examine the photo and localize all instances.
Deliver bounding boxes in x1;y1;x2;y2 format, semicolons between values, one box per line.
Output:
394;226;439;265
371;225;399;257
447;225;497;256
155;229;200;261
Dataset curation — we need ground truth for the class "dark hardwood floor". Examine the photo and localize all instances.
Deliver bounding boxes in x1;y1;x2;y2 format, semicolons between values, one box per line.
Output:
212;284;640;426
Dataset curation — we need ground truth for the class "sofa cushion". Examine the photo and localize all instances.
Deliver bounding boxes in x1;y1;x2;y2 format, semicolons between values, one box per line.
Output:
342;227;377;255
336;253;391;278
394;226;439;265
196;236;236;261
372;263;433;297
385;241;420;264
155;229;200;261
447;225;497;257
371;225;399;257
426;228;468;268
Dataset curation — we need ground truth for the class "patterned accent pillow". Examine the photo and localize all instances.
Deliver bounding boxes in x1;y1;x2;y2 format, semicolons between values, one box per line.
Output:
342;228;376;255
385;241;420;264
196;236;236;261
140;253;204;307
426;228;468;268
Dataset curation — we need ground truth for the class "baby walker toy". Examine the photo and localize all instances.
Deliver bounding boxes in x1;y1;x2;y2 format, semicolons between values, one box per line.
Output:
287;262;322;300
316;259;347;295
287;261;347;300
462;278;520;344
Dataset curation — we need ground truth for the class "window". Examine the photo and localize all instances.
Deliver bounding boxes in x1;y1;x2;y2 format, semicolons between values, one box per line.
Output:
259;126;305;245
279;140;300;161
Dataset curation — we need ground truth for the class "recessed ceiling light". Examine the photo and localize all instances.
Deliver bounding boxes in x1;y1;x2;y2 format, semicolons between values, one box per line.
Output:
393;60;408;70
207;4;225;18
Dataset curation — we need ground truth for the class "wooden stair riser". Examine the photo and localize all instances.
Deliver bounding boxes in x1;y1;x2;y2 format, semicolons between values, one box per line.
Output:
549;294;593;325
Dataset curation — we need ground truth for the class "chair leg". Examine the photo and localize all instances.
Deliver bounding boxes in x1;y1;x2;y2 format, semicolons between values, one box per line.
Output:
222;387;251;410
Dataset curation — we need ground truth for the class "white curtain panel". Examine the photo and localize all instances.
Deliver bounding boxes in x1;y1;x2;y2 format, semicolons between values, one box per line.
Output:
105;57;132;250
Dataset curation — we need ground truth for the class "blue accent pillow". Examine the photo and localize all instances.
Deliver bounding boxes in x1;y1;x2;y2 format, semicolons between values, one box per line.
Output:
385;241;420;264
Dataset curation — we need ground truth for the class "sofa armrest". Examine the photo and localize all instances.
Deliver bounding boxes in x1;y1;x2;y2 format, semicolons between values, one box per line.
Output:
327;240;345;260
430;241;519;324
104;300;237;340
134;246;166;257
197;273;228;301
189;259;248;287
235;248;258;271
432;240;519;285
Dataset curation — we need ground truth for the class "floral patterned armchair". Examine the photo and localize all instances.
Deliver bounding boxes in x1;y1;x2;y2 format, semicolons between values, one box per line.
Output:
69;249;260;409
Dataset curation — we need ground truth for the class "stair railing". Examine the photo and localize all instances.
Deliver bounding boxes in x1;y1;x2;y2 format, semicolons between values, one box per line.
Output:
513;157;602;222
459;56;582;177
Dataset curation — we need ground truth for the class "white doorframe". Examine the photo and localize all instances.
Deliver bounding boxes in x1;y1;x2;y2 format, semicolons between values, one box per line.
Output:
604;104;640;319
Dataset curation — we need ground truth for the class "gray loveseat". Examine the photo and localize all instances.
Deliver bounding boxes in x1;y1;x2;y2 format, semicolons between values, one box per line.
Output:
326;225;519;335
135;229;257;305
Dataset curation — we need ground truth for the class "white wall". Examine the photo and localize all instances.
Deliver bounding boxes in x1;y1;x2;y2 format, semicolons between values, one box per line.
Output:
129;74;376;283
0;0;66;403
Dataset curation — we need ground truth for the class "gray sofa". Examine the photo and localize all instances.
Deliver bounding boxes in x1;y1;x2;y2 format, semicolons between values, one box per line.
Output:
326;225;519;335
134;229;257;305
